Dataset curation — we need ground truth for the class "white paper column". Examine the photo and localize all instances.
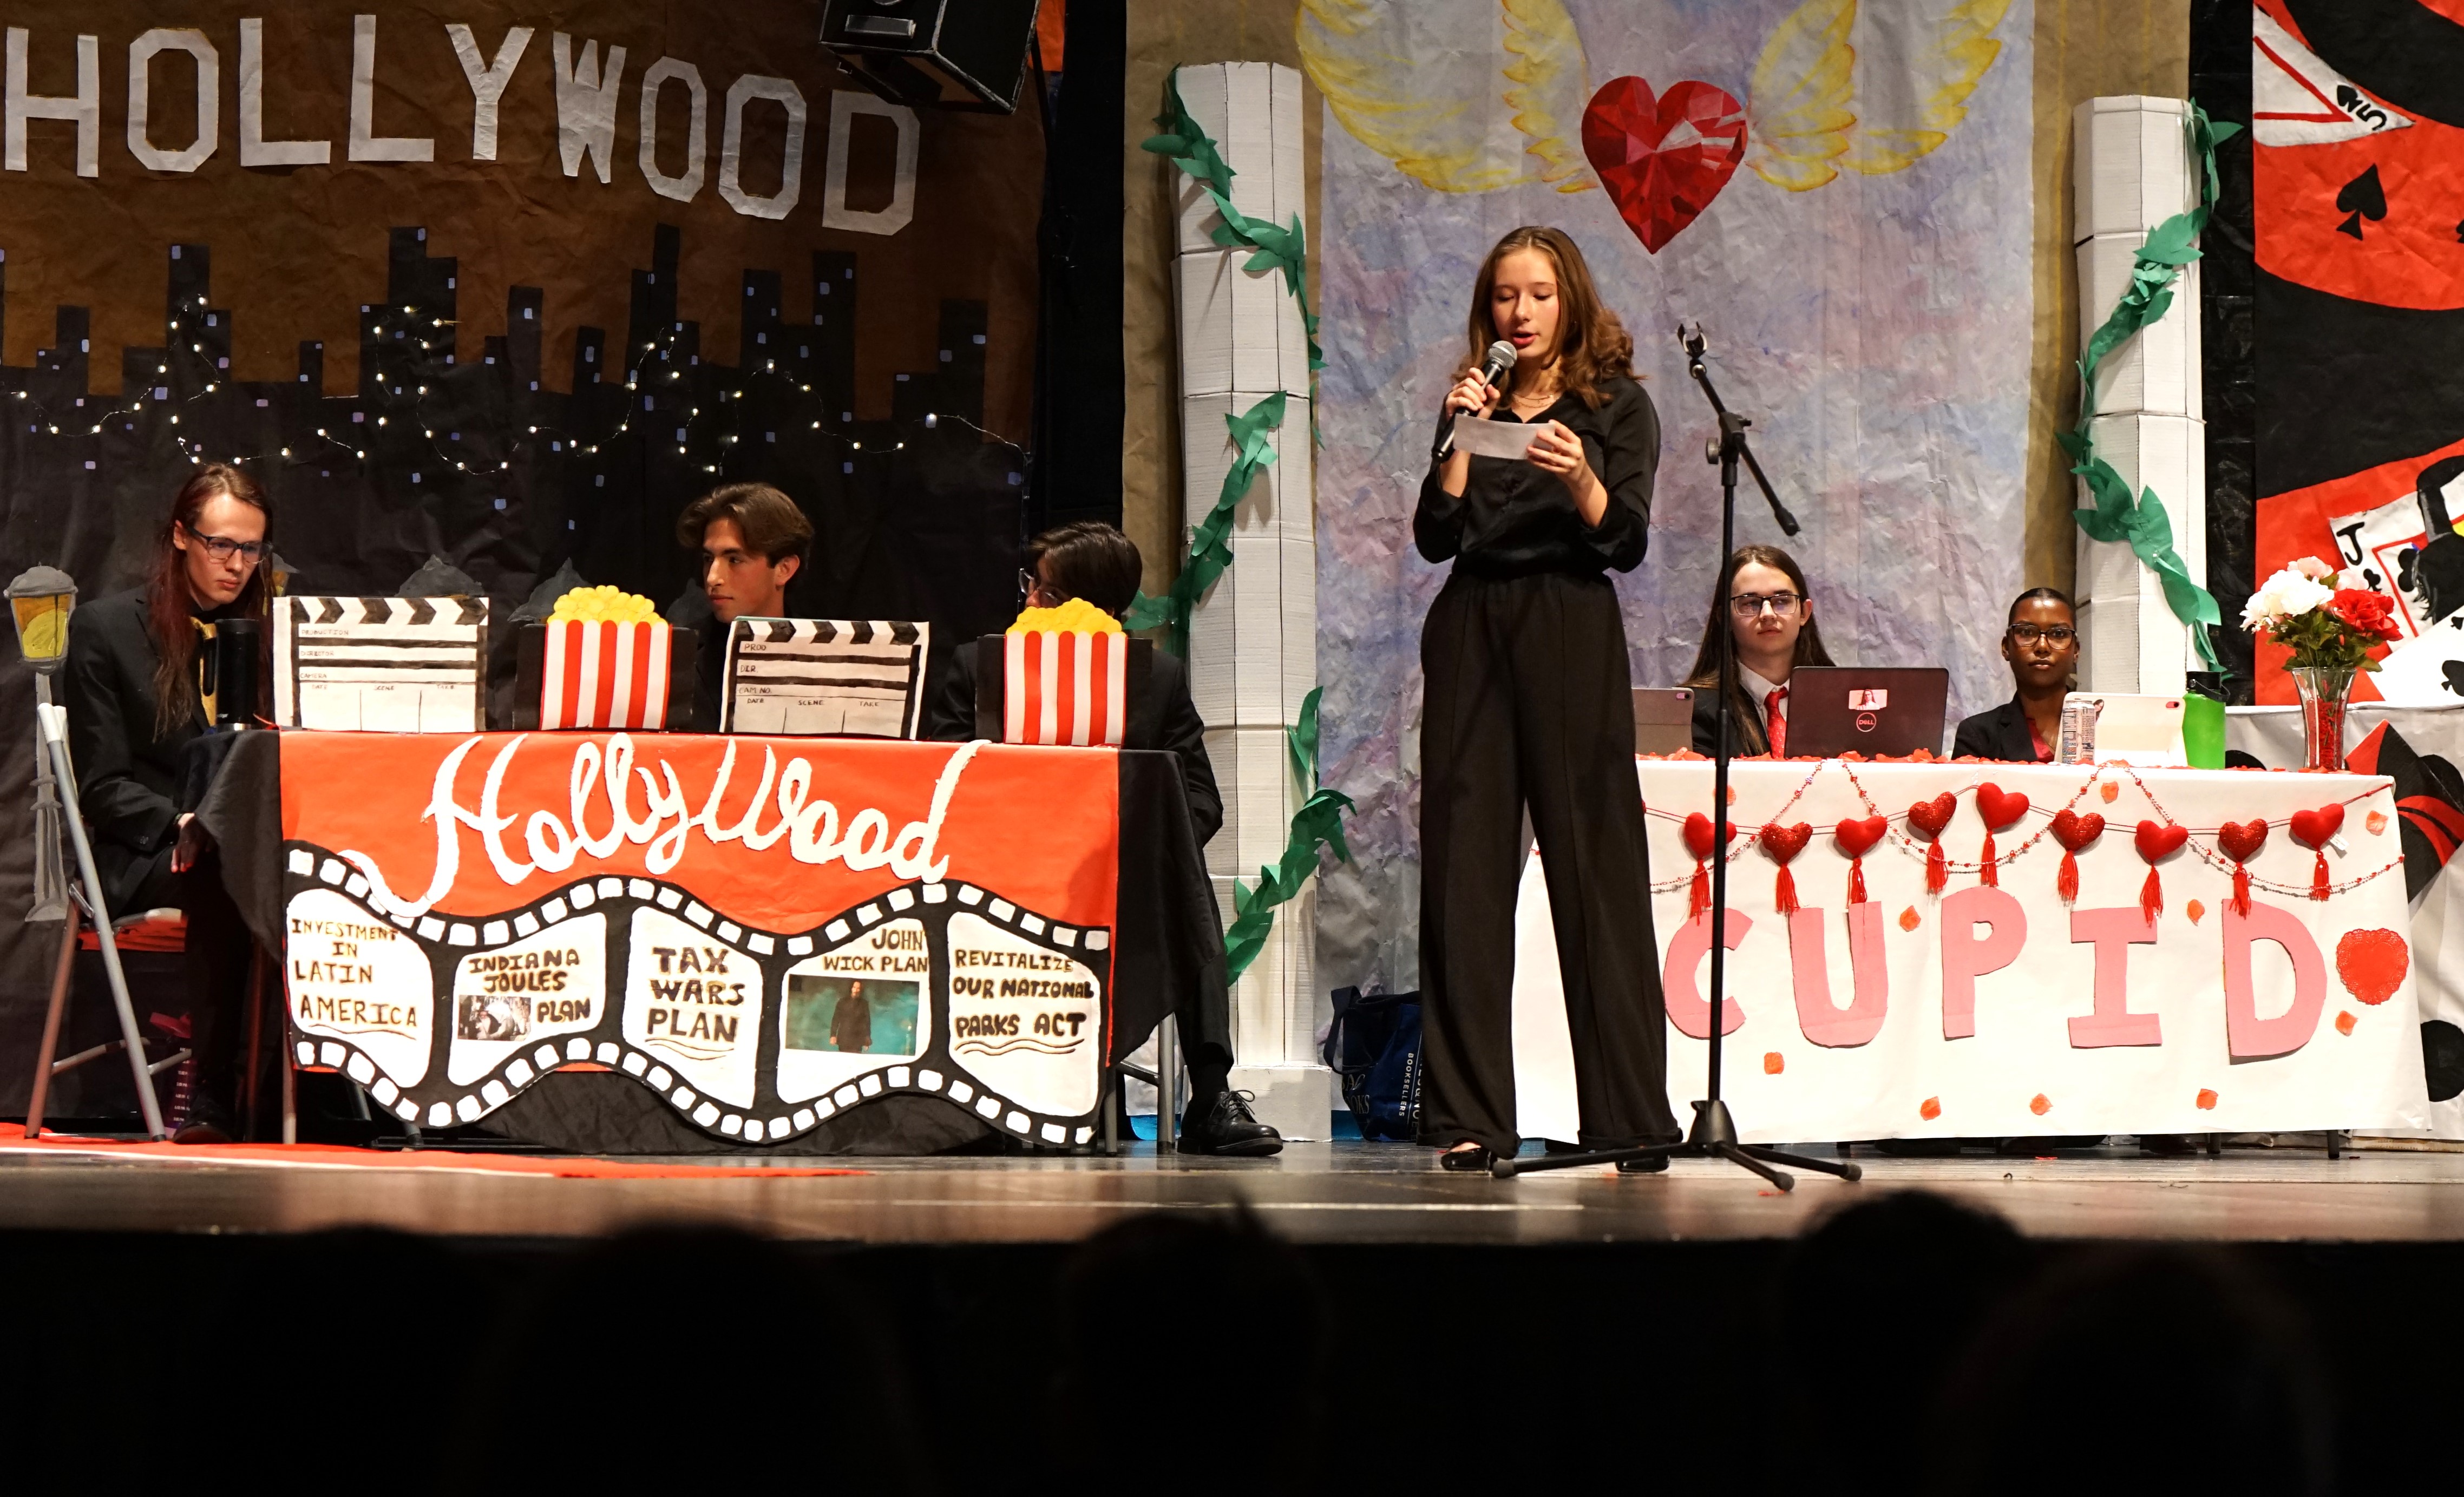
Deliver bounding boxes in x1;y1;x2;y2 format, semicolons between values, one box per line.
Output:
2071;95;2207;696
1167;62;1327;1137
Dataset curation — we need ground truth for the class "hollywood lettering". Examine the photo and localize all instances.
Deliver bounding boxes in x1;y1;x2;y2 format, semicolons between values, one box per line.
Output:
339;733;981;917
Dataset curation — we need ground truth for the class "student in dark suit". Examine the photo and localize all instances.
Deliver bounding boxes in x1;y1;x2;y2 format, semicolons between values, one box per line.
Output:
1682;544;1836;757
1952;588;2078;762
923;522;1275;1156
61;464;270;1143
671;483;812;731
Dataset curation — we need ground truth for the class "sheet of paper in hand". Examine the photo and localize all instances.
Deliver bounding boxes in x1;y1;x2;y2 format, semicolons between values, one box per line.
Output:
1452;417;1541;461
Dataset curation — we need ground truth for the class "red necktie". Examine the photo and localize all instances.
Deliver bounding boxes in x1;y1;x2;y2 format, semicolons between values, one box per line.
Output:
1765;686;1788;758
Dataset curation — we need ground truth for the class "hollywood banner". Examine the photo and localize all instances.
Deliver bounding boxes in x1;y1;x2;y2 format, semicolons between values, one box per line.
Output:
0;4;1041;1103
2249;0;2464;703
279;733;1118;1146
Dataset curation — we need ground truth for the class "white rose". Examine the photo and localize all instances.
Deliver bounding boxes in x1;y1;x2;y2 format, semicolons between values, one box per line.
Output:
2242;568;2336;631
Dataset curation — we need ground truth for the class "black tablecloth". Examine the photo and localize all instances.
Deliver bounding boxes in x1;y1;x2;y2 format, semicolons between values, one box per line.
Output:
201;731;1224;1153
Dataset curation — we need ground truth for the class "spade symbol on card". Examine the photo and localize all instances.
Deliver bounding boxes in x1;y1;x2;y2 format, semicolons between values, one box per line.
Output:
2443;661;2464;698
2337;165;2388;239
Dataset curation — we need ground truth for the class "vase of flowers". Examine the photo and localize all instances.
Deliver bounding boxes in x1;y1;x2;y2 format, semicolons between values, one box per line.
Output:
2242;557;2403;771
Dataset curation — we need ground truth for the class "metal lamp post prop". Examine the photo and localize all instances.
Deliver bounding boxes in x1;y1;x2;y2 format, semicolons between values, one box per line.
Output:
11;566;169;1138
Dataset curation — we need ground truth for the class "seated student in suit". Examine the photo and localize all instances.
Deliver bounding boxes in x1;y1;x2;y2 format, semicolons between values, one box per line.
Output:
1952;588;2077;762
673;483;811;731
924;521;1281;1157
1682;544;1834;756
63;464;270;1143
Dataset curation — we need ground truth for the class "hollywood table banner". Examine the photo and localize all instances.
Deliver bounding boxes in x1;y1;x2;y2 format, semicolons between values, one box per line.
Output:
1512;761;2435;1143
278;732;1120;1148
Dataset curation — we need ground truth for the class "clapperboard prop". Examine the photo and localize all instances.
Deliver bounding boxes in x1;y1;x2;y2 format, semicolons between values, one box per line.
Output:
977;632;1152;745
514;621;700;730
273;596;489;732
719;618;932;738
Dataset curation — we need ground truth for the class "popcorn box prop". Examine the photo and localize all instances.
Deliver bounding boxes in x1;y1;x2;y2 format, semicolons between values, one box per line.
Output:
273;596;488;733
975;632;1152;746
513;620;700;730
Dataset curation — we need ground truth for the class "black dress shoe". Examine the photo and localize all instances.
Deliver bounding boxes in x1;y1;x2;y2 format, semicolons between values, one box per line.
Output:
1438;1144;1493;1172
1615;1153;1670;1174
1177;1091;1283;1157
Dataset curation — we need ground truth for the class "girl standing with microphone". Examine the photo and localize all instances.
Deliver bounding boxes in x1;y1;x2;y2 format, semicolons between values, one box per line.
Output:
1414;225;1677;1170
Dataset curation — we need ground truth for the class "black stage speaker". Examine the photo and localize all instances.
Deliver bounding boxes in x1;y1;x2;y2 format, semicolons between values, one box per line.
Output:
820;0;1041;114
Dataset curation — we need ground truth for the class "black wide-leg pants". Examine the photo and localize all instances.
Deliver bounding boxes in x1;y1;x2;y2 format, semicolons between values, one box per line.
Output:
1416;570;1676;1155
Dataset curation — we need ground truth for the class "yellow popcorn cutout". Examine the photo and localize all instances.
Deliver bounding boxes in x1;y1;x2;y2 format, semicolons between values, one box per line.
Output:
1008;598;1123;635
548;584;659;624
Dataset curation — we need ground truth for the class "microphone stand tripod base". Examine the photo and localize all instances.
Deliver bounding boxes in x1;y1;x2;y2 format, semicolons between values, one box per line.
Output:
1489;1100;1863;1189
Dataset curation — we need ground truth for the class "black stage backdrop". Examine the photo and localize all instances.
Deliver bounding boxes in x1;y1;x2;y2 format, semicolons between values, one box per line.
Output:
2191;0;2257;700
0;3;1047;1114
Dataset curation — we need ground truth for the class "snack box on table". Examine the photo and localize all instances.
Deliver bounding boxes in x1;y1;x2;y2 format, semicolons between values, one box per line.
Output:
513;620;700;730
975;632;1152;746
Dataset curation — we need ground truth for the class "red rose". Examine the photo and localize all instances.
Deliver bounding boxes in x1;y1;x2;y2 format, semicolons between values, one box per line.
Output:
2329;588;2402;641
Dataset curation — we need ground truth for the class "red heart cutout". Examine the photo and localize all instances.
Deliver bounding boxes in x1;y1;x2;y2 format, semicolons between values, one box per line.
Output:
2050;809;2106;853
2218;819;2270;864
2290;804;2345;850
2336;927;2410;1006
1975;783;2029;832
1759;821;1813;865
1682;811;1740;861
2134;820;2188;862
1581;76;1747;255
1907;793;1957;839
1833;816;1887;859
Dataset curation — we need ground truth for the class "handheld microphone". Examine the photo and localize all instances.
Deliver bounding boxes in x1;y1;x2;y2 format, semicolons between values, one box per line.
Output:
1434;339;1518;461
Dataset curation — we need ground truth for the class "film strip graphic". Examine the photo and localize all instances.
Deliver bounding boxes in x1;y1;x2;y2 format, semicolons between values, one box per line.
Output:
273;595;490;732
281;843;1110;1149
719;618;930;739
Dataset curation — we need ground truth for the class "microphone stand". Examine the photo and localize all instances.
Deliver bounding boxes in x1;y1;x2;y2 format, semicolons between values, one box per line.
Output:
1493;325;1858;1191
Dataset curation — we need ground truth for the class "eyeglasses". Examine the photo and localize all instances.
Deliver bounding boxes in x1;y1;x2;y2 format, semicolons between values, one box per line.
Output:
1729;592;1803;617
184;527;265;565
2008;623;2078;646
1019;569;1070;605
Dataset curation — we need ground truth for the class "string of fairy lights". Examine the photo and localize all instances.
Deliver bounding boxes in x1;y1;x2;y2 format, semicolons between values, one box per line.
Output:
0;283;1026;492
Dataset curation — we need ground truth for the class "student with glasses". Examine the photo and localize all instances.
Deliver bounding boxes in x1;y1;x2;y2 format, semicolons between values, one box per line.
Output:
1952;588;2079;761
1682;544;1836;757
62;464;271;1142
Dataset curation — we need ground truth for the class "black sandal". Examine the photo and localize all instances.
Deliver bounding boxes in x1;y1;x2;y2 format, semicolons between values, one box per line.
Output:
1439;1145;1494;1172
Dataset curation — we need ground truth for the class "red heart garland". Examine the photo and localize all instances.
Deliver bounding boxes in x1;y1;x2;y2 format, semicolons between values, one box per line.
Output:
2217;819;2270;917
1972;783;2029;888
1681;811;1739;920
1834;816;1887;905
1580;76;1748;255
2290;804;2345;902
1908;793;1956;895
1761;820;1813;916
2134;820;2188;924
2049;809;2106;905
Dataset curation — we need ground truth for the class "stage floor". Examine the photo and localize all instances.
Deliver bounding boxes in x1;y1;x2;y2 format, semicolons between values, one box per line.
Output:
5;1138;2464;1244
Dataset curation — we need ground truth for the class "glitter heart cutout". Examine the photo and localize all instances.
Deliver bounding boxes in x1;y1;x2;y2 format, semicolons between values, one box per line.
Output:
1759;821;1813;865
1907;793;1957;839
2050;809;2106;853
2217;819;2270;864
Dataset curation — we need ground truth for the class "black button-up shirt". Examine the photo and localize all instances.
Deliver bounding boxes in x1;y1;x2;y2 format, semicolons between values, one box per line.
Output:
1414;375;1660;577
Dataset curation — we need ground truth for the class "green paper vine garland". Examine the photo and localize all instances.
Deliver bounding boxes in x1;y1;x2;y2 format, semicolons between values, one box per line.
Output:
2060;102;2242;672
1223;687;1354;984
1120;390;1285;647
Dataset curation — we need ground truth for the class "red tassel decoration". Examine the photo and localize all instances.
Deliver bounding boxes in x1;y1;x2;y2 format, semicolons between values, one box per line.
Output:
2231;863;2252;918
1926;839;1948;895
1848;858;1869;907
1978;832;1999;888
2057;850;2079;904
1688;862;1711;922
2311;850;2330;902
2140;866;2164;924
1775;865;1799;917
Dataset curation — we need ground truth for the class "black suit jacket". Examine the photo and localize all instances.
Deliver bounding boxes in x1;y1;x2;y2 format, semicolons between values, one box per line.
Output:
924;639;1222;846
1952;696;2044;761
1688;684;1773;757
62;587;204;910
